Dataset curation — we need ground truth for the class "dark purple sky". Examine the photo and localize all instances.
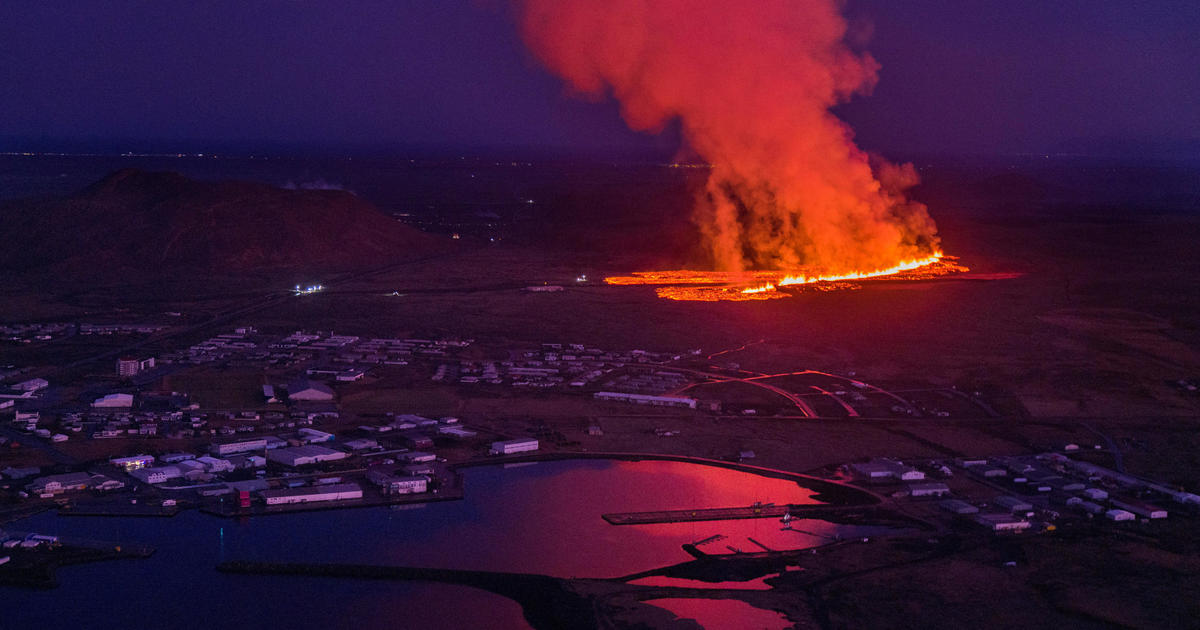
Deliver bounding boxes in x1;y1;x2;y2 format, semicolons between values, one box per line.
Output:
1;0;1197;158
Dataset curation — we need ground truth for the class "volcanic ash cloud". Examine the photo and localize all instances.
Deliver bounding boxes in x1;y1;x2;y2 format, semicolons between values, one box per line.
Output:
516;0;940;273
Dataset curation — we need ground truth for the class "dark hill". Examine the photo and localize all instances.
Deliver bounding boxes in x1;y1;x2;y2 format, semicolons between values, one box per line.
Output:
0;168;441;273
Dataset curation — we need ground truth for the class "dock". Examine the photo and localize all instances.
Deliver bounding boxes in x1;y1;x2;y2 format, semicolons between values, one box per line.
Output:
602;503;871;525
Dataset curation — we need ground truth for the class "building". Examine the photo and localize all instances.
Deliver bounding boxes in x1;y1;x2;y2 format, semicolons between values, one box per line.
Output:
211;438;268;456
1082;487;1109;501
343;438;379;451
366;469;428;495
129;466;182;484
938;499;979;515
908;482;951;497
1110;499;1168;519
116;357;155;377
594;391;698;409
287;378;335;402
27;472;93;495
403;463;435;476
266;445;348;467
196;456;234;473
850;459;924;482
1106;509;1136;522
13;378;48;392
401;451;436;463
294;428;334;444
262;385;279;404
92;393;134;408
993;496;1034;514
260;482;362;506
111;455;155;472
974;513;1032;532
490;438;539;455
438;426;477;439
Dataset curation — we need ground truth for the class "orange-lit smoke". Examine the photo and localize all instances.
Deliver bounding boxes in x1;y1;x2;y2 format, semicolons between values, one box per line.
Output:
515;0;939;274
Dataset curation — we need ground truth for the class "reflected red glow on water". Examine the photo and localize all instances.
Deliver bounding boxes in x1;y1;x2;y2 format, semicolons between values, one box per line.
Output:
643;598;792;630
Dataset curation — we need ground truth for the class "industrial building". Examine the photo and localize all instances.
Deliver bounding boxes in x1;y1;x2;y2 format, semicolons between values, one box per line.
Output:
1110;499;1168;519
907;482;951;497
593;391;698;409
266;445;348;467
27;472;93;495
260;482;362;505
851;459;925;482
939;499;979;515
1106;509;1136;522
130;466;182;484
287;378;335;401
211;438;268;456
343;438;379;451
490;438;539;455
92;393;134;408
993;495;1034;513
366;469;428;495
111;454;155;471
974;513;1032;532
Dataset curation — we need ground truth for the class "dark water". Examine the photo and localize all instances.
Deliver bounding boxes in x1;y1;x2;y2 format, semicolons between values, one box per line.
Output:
3;458;893;629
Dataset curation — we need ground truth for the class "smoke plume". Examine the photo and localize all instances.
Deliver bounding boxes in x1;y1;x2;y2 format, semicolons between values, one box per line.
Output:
515;0;940;273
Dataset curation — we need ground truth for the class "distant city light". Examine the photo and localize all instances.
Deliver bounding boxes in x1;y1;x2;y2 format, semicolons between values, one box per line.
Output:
294;284;324;295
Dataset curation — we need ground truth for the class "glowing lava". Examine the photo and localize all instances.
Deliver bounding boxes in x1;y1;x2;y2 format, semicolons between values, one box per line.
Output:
777;253;946;286
605;253;968;301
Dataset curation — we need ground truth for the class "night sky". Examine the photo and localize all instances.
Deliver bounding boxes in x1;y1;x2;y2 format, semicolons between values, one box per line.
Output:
1;0;1197;158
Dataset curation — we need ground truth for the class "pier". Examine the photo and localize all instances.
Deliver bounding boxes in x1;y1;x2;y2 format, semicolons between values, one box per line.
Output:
602;503;875;525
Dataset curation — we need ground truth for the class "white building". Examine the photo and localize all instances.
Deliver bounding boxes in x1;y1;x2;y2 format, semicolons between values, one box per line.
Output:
594;391;698;409
490;438;539;455
211;438;268;456
196;456;234;473
129;466;182;484
93;393;134;408
261;482;362;505
1105;509;1136;522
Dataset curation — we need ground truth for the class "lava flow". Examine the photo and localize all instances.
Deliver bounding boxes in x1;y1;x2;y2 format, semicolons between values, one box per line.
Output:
605;253;969;302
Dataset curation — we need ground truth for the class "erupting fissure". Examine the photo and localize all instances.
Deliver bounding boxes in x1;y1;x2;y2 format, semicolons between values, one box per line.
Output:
515;0;953;301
